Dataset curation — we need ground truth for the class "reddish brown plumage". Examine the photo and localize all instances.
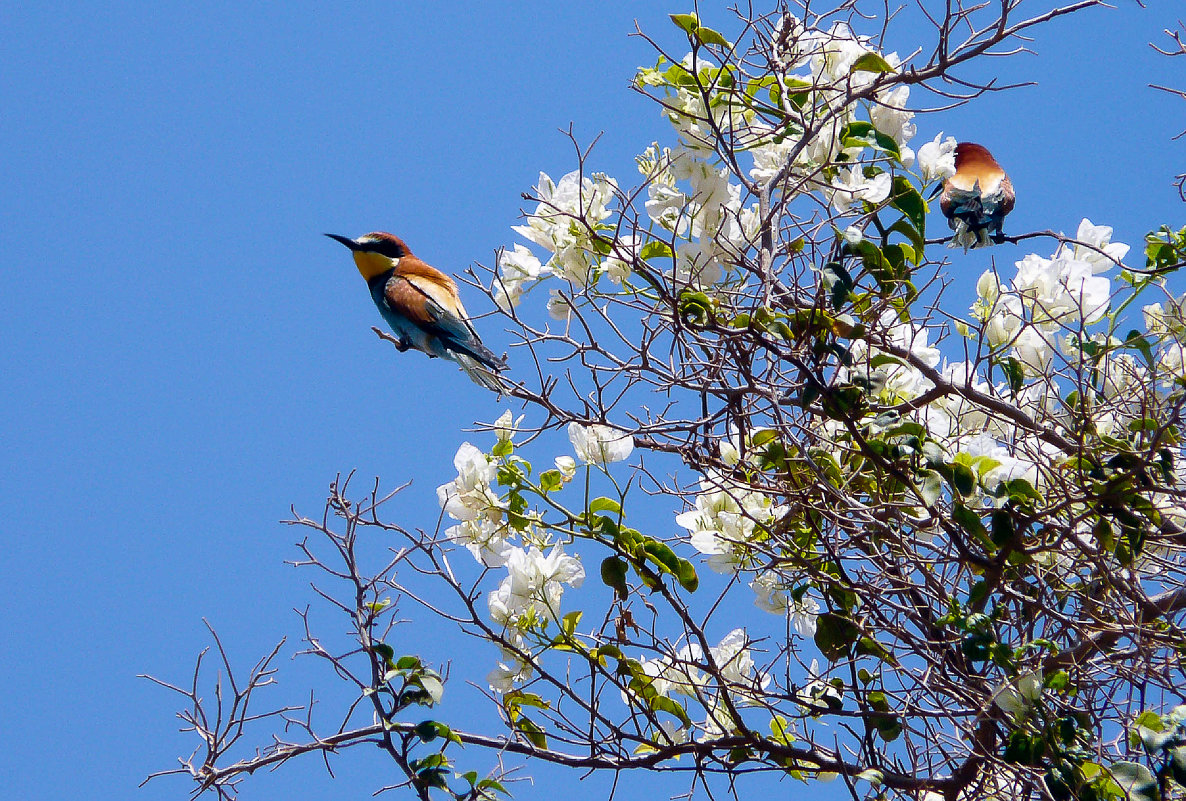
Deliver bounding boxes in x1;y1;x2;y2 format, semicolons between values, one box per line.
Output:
945;142;1010;195
384;256;467;328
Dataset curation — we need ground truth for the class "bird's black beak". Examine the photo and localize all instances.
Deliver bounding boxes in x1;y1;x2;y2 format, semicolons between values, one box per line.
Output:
325;233;360;251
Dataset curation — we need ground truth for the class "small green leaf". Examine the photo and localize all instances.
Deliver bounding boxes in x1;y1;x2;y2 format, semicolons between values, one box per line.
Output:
851;52;894;74
600;556;629;599
814;613;860;660
639;240;674;261
670;13;699;33
694;25;729;48
514;715;548;749
917;470;942;506
589;496;622;514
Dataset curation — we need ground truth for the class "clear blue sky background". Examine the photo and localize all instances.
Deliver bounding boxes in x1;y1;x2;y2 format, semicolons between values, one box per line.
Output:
1;2;1183;800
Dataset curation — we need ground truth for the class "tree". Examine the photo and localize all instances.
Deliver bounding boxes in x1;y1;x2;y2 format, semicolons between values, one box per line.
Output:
146;3;1186;800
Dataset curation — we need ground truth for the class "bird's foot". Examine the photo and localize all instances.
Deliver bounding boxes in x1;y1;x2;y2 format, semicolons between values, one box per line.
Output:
371;326;413;352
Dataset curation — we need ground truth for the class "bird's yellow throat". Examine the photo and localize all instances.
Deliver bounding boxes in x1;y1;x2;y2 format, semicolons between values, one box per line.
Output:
353;250;398;281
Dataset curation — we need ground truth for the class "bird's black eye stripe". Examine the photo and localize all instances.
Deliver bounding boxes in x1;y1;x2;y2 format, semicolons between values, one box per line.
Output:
366;239;406;259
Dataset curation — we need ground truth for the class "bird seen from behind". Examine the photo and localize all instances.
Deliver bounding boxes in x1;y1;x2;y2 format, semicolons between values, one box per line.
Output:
940;142;1015;250
326;232;507;391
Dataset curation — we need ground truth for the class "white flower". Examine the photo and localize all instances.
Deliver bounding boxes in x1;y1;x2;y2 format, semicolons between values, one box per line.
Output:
797;659;844;712
992;671;1042;722
674;238;724;287
436;442;503;523
603;235;639;285
869;85;916;146
711;628;769;693
487;654;532;693
959;432;1039;491
493;409;522;444
843;225;864;245
654;720;690;746
1012;325;1055;376
554;455;577;481
826;168;891;214
446;517;515;567
1072;217;1130;273
494;244;548;310
546;288;573;321
488;545;585;628
917;133;957;183
751;572;821;634
976;270;1001;305
568;422;634;466
808;22;875;86
676;472;787;573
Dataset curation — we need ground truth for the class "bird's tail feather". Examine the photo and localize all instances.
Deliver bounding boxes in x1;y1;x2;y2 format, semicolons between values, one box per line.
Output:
444;336;508;372
455;354;506;392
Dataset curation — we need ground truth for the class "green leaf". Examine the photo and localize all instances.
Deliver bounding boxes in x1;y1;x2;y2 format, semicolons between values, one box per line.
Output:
950;462;976;496
642;539;681;575
952;503;990;544
414;719;440;743
1003;357;1026;394
601;556;629;599
676;558;699;592
589;496;622;515
890;177;926;236
639;240;674;261
917;470;942;506
840;120;900;159
670;13;699;34
814;613;860;660
539;469;563;493
874;716;901;742
477;778;509;796
990;510;1015;547
651;694;692;727
694;25;729;48
822;260;854;309
561;610;582;637
856;637;897;665
771;715;794;744
678;290;715;327
851;52;894;74
514;715;548;749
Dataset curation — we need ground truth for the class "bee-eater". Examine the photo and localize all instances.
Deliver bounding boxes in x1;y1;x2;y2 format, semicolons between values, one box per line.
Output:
326;232;507;391
940;143;1015;250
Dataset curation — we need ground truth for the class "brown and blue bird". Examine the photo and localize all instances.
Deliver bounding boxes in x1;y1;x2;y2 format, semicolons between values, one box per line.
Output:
940;143;1015;250
327;232;507;390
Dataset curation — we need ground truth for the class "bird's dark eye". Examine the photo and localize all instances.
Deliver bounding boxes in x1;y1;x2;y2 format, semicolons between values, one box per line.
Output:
369;239;406;259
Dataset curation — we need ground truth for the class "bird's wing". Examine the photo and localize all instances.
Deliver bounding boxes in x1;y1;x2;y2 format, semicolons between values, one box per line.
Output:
385;260;505;370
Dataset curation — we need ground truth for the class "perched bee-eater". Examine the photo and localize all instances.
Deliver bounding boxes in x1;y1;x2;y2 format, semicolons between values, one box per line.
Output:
940;142;1015;250
326;232;507;390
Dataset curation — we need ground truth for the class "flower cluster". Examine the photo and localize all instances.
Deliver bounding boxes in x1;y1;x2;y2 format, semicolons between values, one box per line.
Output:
624;628;769;742
494;169;618;309
973;219;1125;377
675;470;787;574
439;415;644;694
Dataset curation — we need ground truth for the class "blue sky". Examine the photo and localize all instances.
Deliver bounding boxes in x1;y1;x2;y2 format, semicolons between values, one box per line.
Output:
1;2;1183;800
